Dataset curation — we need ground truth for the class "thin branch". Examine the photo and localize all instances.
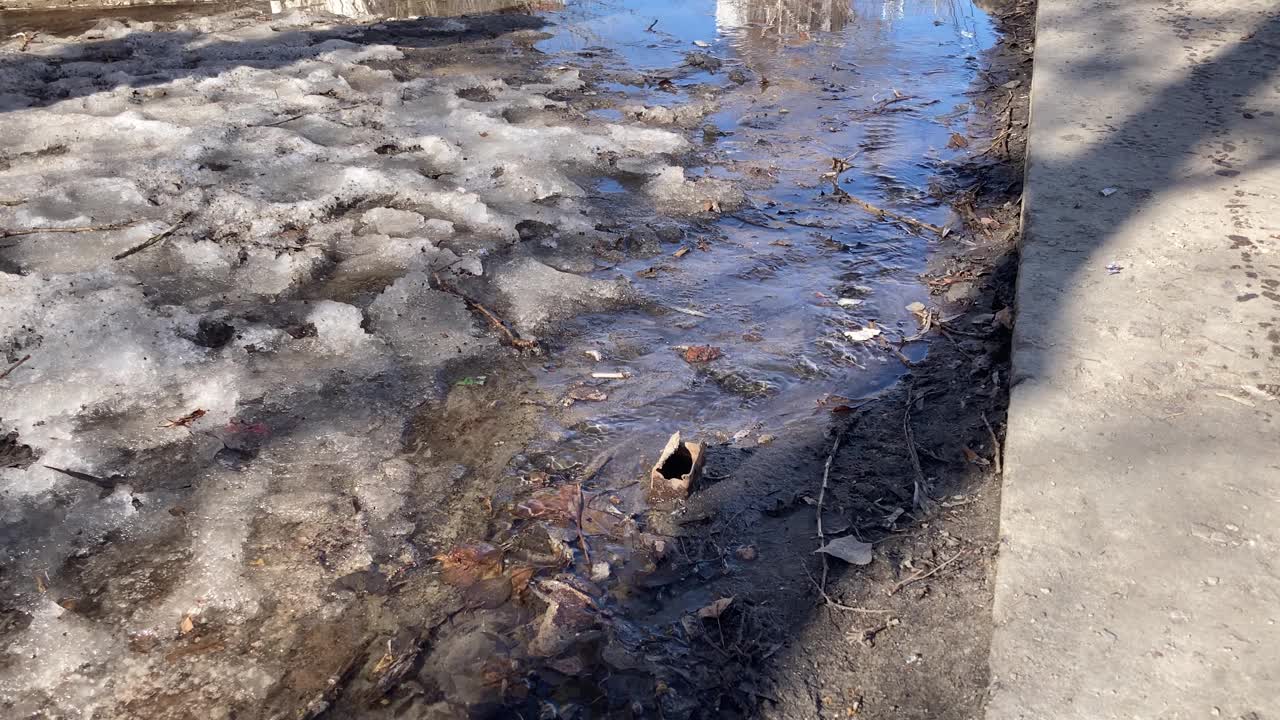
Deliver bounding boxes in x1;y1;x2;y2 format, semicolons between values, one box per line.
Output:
1;221;135;240
904;385;931;513
432;273;538;351
112;212;192;261
816;431;842;593
838;192;945;235
0;354;30;381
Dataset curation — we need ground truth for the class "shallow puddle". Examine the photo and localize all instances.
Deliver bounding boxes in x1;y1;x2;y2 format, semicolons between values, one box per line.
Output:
510;0;995;492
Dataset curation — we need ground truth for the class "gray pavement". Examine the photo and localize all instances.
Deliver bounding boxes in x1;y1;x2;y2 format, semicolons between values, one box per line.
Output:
988;0;1280;718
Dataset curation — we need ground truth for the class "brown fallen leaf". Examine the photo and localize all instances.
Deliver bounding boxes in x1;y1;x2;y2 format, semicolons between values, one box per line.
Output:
179;615;195;635
993;307;1014;329
697;596;734;619
682;345;723;363
673;246;690;258
509;566;536;597
962;447;991;467
947;132;971;149
435;543;503;588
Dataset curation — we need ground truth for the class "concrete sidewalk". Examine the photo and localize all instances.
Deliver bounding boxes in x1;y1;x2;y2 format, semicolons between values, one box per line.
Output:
988;0;1280;718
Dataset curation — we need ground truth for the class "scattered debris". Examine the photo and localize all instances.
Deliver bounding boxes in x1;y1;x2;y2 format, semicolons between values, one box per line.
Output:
1100;186;1119;197
455;376;487;386
692;40;710;48
889;550;969;595
735;546;758;561
947;133;971;149
584;350;603;362
649;431;705;498
1106;261;1124;275
179;615;195;635
837;298;864;307
590;371;629;380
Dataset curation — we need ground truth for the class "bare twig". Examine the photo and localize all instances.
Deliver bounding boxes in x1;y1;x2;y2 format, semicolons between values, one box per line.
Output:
888;549;968;595
982;412;1003;475
816;431;842;593
0;354;30;381
904;385;931;512
836;192;945;236
112;212;191;261
1;221;135;240
432;273;538;351
646;18;659;32
0;198;25;207
575;484;592;567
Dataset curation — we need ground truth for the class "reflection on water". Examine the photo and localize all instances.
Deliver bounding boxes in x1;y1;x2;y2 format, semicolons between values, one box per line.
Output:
714;0;852;39
267;0;560;18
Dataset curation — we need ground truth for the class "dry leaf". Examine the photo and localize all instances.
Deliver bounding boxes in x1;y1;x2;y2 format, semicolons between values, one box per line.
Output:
683;345;723;363
947;133;970;149
179;615;195;635
962;447;991;467
673;246;690;258
697;597;734;619
435;543;503;588
814;536;874;565
509;566;536;597
162;408;206;428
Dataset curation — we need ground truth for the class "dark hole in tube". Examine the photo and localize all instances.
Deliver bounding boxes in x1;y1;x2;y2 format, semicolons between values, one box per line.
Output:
657;444;693;480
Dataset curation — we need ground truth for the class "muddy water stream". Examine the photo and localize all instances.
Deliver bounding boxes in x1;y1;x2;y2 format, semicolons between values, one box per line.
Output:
525;0;992;482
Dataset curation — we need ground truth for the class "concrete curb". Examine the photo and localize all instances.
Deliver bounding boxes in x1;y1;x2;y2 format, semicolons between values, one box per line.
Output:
988;0;1280;717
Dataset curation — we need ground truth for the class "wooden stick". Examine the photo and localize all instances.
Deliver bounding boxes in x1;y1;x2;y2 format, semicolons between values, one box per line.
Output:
1;221;135;240
816;431;842;593
904;385;930;512
839;193;945;235
576;484;593;567
432;273;537;351
112;213;191;261
0;354;30;381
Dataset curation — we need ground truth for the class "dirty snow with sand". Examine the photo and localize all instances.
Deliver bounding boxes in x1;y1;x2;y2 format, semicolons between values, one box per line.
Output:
0;8;724;714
